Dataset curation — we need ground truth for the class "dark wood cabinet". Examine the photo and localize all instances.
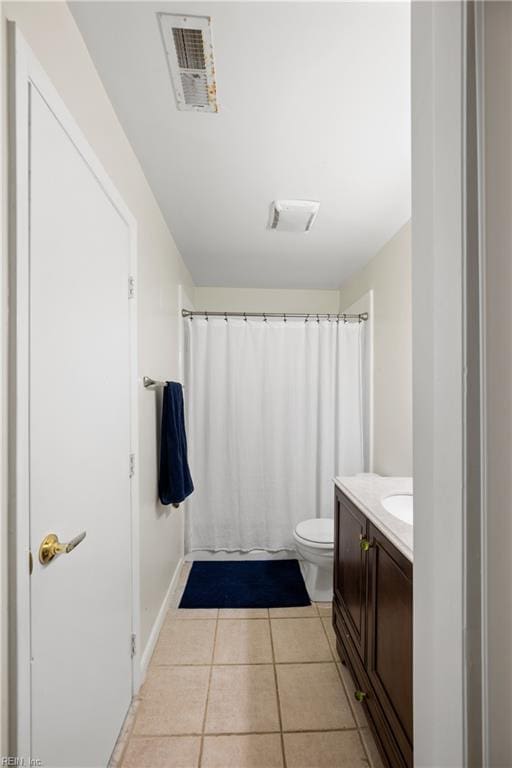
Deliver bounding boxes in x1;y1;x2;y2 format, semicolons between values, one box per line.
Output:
333;491;368;660
333;486;413;768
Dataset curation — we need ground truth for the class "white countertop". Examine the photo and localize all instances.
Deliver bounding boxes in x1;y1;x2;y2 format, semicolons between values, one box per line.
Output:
334;474;413;562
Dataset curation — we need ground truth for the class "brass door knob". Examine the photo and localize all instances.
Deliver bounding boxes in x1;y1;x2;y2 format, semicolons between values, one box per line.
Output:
354;690;367;702
39;531;86;565
359;537;373;552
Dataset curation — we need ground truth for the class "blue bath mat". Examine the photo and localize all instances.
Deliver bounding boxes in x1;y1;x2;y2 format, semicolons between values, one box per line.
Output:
179;559;311;609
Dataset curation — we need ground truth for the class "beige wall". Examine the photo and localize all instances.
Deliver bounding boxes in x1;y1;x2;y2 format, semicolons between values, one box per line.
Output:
338;222;412;476
1;1;194;710
194;287;340;314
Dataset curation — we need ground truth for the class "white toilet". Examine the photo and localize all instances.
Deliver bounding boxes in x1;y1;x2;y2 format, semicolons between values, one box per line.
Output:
293;518;334;602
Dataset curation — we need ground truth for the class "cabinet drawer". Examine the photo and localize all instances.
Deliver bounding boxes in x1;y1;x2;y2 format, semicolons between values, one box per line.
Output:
333;604;409;768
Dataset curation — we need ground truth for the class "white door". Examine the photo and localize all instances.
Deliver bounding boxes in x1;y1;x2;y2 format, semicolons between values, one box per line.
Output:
19;69;135;767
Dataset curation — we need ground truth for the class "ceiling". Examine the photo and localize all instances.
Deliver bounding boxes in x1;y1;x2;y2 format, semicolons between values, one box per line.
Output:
71;1;410;289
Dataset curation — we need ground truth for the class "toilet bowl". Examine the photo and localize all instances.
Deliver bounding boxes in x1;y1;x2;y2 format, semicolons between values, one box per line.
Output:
293;518;334;602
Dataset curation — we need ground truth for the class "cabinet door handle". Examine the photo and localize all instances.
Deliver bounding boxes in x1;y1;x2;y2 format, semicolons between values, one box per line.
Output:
359;537;373;551
354;690;367;702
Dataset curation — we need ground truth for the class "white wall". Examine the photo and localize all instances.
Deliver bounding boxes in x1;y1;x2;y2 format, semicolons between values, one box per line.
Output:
1;1;194;700
338;222;412;476
194;287;340;314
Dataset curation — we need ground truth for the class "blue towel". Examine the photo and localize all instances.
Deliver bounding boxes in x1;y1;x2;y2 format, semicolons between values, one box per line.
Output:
159;382;194;506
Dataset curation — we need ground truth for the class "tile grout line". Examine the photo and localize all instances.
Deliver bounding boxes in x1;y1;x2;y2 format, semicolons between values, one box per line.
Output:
128;726;363;739
197;612;219;768
268;617;288;768
172;609;329;620
174;616;321;621
151;658;354;667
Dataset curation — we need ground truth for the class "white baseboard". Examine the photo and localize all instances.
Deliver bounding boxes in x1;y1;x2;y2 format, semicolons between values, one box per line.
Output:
139;557;184;683
185;550;296;561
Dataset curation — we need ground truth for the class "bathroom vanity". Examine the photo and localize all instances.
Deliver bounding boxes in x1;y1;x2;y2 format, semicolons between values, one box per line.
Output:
332;476;413;768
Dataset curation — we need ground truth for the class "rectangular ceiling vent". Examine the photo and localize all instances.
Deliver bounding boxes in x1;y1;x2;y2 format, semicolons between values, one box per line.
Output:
158;13;218;113
270;200;320;233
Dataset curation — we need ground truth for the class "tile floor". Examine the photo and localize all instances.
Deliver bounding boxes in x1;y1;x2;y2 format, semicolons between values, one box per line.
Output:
115;563;385;768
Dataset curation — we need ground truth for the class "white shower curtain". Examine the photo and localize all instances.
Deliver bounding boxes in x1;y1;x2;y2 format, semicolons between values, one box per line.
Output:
184;317;365;552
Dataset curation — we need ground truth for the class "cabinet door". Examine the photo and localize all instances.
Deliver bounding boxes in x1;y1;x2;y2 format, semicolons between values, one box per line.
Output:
367;523;413;767
334;489;368;662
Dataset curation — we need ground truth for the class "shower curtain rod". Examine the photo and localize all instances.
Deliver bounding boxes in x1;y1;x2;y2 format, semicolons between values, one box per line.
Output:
181;309;368;322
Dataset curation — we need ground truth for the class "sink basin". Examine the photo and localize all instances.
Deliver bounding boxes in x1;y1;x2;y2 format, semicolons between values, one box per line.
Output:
381;494;413;525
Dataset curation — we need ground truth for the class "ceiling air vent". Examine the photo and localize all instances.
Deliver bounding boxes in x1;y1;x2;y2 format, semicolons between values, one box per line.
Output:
158;13;218;113
270;200;320;232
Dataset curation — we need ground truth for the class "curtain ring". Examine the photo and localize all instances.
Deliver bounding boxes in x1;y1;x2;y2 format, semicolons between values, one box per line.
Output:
327;313;330;322
224;311;228;322
283;313;287;323
205;311;209;322
263;313;267;322
243;312;247;322
343;313;347;324
316;314;320;323
305;314;309;323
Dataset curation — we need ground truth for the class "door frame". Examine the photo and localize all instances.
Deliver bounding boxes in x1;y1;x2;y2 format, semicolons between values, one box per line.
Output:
412;2;485;765
411;2;467;763
8;23;140;758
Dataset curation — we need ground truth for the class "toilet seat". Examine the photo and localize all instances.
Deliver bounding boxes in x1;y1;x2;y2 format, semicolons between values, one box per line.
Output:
294;518;334;549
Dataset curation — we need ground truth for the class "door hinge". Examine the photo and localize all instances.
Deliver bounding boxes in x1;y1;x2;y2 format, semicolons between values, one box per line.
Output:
129;453;135;478
131;633;136;658
128;275;135;299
